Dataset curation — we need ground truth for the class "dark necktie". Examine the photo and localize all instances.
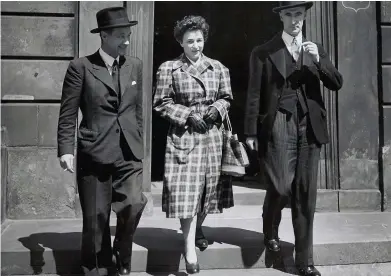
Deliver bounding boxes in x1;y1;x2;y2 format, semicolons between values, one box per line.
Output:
112;60;121;102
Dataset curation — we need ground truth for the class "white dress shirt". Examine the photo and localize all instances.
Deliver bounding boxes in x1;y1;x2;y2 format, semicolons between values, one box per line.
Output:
281;31;303;57
99;48;120;76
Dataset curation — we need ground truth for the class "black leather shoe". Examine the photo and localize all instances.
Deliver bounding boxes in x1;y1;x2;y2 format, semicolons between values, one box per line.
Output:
185;257;200;274
195;237;208;251
298;265;321;276
114;251;131;275
264;238;281;252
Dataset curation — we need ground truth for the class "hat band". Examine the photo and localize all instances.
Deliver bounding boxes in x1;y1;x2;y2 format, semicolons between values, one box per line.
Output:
99;17;130;27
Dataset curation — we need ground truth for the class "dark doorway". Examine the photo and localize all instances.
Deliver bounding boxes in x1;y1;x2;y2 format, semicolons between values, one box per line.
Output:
151;1;281;181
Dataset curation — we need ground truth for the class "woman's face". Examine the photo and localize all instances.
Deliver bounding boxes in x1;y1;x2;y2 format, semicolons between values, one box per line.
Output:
180;29;204;62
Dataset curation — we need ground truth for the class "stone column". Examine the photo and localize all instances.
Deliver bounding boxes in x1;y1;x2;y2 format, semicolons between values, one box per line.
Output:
127;1;155;216
337;1;381;211
380;2;391;211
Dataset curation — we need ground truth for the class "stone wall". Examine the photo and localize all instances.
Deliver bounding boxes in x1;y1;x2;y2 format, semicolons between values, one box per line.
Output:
1;1;77;219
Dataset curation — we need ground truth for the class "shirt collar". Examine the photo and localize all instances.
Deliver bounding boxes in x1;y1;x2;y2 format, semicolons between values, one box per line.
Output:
282;31;303;46
99;48;119;67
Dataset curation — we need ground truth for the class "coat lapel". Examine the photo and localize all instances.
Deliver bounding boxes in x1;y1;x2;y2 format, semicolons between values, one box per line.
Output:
196;56;213;75
268;34;287;79
119;56;133;96
88;51;116;93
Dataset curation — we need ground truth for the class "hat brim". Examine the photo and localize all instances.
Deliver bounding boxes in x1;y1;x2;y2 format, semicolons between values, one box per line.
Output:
90;21;138;33
273;2;313;13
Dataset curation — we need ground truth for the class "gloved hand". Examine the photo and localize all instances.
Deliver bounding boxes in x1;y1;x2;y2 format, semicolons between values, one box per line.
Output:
187;112;208;133
203;106;219;125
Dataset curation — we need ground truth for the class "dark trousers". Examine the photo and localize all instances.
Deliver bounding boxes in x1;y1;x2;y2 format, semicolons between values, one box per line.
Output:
262;106;321;267
77;134;147;276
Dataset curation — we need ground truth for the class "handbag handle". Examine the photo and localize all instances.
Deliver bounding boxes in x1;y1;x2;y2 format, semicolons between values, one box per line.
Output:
224;113;233;132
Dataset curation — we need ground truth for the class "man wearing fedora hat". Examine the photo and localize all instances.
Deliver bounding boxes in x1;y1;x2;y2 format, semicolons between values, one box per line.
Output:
244;2;343;276
57;7;147;276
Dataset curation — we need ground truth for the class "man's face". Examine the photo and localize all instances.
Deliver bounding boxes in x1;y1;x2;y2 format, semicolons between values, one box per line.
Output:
180;29;205;62
280;6;306;37
101;26;131;57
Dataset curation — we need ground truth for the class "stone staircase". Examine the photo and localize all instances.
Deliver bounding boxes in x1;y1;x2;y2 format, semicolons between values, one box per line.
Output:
1;182;391;275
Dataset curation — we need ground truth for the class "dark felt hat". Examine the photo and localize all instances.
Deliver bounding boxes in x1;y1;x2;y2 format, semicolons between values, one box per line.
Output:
272;1;313;13
90;7;138;34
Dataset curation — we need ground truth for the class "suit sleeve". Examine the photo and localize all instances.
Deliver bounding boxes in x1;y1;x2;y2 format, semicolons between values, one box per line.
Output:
314;44;343;91
57;60;83;157
210;65;233;121
153;62;192;127
244;48;263;137
136;60;143;136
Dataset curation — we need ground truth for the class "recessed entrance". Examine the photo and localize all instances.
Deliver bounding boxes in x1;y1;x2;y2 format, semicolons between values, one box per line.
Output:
151;1;281;180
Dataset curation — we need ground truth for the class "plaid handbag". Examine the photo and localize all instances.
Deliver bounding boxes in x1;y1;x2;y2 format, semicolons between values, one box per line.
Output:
221;114;250;177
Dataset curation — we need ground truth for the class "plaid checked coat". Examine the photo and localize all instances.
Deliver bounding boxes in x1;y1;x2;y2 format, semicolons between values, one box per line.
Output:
153;54;234;218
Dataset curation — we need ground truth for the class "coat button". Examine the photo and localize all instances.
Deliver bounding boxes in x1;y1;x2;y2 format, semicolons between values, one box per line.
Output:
116;129;120;133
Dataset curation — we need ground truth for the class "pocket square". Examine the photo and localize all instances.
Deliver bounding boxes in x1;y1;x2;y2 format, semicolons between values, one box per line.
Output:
132;81;137;85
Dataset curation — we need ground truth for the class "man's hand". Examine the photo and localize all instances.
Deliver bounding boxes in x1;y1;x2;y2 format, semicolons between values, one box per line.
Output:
59;154;74;173
188;112;208;133
246;137;258;151
302;41;320;63
203;106;219;125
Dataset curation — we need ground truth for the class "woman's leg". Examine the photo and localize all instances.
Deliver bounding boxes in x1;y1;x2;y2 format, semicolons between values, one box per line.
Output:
180;217;198;264
196;213;208;250
196;212;207;230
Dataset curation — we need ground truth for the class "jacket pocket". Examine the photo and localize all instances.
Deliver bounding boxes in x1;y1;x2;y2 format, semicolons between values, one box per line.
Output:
78;128;98;142
168;128;197;164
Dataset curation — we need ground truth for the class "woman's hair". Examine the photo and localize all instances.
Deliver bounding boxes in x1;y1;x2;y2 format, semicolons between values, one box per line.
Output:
173;15;209;43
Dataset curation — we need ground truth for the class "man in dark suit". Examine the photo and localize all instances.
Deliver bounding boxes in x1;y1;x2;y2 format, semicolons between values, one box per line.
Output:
244;2;343;276
57;7;147;276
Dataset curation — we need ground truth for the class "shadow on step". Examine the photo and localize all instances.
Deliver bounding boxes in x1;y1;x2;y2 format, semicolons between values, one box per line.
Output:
16;227;296;275
129;226;296;274
18;232;82;275
130;227;184;274
202;226;296;274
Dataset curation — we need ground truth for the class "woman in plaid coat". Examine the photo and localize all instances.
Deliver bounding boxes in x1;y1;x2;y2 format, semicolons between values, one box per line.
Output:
153;15;234;273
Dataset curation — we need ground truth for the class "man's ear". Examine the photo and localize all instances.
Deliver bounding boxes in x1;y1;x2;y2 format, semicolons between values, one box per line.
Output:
100;30;109;40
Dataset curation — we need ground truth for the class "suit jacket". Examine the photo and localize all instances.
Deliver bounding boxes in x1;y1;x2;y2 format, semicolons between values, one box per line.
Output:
244;32;343;152
57;51;143;163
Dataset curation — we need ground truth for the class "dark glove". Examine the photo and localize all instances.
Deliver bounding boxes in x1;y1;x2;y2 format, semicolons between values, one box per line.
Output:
203;107;219;125
187;112;208;133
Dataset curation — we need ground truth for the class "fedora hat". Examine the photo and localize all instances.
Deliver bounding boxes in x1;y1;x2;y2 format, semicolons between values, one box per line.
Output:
90;7;138;34
272;1;313;13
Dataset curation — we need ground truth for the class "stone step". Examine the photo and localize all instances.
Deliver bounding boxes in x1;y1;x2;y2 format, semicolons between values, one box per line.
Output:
73;182;381;218
2;209;391;275
151;181;339;212
8;263;391;276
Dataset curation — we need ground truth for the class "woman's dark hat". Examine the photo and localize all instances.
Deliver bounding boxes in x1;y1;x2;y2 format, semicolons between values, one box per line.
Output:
90;7;138;34
272;1;313;13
